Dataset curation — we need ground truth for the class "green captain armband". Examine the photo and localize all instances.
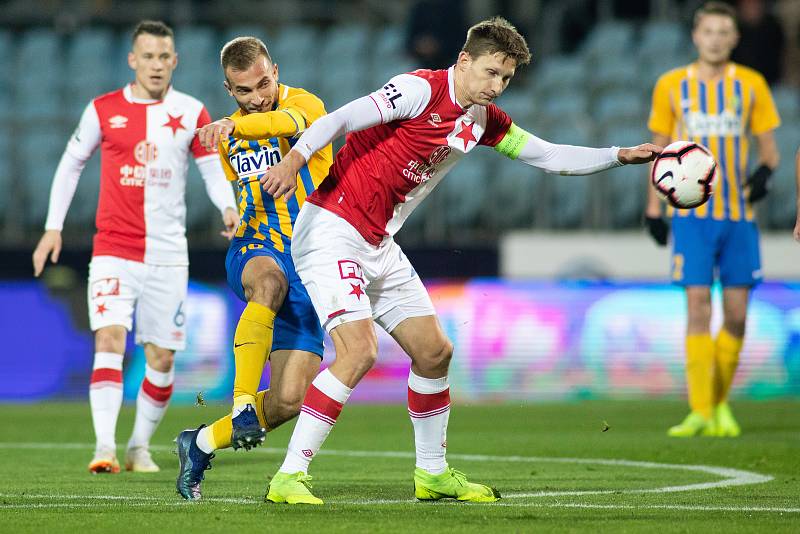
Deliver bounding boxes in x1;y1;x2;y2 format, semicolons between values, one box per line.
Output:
493;123;530;160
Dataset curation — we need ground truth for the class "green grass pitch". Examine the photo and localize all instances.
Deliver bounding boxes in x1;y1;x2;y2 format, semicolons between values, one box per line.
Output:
1;400;798;533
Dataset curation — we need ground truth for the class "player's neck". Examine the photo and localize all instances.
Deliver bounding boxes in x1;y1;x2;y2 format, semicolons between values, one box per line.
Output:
452;70;473;110
130;82;168;101
695;59;729;81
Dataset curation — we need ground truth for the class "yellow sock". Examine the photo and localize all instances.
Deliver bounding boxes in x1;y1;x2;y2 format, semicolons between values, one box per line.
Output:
685;333;714;419
714;329;743;404
232;302;276;409
208;389;271;450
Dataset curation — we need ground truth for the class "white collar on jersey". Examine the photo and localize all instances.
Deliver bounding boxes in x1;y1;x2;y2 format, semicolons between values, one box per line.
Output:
447;66;457;107
123;83;173;104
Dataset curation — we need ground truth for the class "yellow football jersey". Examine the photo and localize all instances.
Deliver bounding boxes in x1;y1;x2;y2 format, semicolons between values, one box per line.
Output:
648;62;780;221
219;84;333;252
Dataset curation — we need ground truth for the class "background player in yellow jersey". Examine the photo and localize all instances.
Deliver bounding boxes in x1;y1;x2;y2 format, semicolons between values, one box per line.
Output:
175;36;332;500
645;2;780;437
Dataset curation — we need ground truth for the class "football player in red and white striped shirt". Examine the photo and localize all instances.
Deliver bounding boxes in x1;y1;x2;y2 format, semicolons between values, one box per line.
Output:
260;17;661;504
32;21;238;474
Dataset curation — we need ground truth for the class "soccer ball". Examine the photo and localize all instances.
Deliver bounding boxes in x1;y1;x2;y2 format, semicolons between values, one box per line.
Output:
651;141;716;209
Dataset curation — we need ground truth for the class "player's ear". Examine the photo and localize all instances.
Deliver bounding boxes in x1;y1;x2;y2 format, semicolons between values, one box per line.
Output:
223;79;233;96
172;52;179;69
456;51;472;70
273;62;279;82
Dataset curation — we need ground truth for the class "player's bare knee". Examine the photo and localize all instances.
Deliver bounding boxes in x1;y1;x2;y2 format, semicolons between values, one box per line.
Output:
244;271;287;310
415;338;453;373
145;345;175;372
340;337;379;375
94;327;125;354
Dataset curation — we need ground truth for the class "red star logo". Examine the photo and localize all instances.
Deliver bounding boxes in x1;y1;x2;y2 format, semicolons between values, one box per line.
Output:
95;302;108;315
349;283;364;300
162;113;185;136
454;121;477;150
171;330;184;340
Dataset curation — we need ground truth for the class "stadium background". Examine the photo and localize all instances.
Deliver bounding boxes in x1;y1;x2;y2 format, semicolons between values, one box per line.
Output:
1;0;798;404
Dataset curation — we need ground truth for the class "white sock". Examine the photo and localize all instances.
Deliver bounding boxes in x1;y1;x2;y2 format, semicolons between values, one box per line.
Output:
195;427;215;454
89;352;124;452
127;364;174;450
408;370;450;475
279;369;352;474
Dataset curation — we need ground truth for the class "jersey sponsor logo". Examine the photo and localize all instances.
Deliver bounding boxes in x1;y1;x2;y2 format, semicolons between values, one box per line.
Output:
134;140;159;164
376;82;402;110
230;144;282;179
403;158;440;185
91;277;120;298
119;164;173;187
108;115;128;129
338;259;365;283
684;111;742;138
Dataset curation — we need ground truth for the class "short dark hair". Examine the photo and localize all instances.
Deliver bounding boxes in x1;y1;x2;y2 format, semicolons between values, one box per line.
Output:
462;16;531;67
693;1;738;29
220;36;272;72
131;20;174;43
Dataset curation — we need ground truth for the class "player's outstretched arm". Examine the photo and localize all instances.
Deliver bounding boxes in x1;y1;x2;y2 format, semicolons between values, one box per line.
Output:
260;95;385;200
498;123;662;175
32;230;62;277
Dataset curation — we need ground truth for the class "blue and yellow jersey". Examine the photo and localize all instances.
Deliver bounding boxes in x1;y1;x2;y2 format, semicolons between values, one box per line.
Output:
648;62;780;221
219;84;332;252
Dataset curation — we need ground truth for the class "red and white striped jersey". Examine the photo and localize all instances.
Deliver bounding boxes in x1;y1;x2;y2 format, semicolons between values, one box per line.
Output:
54;85;227;265
307;67;511;245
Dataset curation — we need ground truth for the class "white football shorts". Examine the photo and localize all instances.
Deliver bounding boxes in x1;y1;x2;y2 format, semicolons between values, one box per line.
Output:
291;204;435;333
87;255;188;350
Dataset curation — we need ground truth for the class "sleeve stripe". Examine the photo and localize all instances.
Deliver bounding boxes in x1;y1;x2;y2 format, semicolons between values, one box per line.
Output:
281;109;302;135
368;95;385;123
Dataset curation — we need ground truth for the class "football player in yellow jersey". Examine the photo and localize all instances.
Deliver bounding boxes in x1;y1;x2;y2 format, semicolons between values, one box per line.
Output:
645;2;780;438
175;36;332;500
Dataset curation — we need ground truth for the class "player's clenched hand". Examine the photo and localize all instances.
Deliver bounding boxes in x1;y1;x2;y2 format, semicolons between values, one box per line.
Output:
196;118;235;152
260;150;305;201
220;207;239;240
32;230;63;277
617;144;663;165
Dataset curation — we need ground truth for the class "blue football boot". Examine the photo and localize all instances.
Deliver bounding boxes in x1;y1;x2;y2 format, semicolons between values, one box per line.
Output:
231;404;266;451
175;425;215;500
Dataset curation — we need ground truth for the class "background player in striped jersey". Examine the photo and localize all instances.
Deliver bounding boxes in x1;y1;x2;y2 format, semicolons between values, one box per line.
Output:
259;17;661;504
31;21;238;474
645;2;781;438
174;37;333;500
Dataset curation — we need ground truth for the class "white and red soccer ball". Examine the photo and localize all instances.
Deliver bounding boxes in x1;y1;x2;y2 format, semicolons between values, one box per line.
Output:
651;141;717;209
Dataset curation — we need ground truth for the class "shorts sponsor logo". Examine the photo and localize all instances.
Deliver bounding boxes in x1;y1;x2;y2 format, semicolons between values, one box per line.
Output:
338;260;365;283
91;278;120;298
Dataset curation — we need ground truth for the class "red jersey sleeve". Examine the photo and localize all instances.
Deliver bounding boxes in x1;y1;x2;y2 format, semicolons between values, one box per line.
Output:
479;104;513;147
191;106;215;158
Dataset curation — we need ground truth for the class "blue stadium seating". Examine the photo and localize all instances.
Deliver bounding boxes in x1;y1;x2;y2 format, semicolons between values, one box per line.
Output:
580;21;635;61
22;127;70;227
440;152;489;230
529;55;586;98
638;21;686;59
